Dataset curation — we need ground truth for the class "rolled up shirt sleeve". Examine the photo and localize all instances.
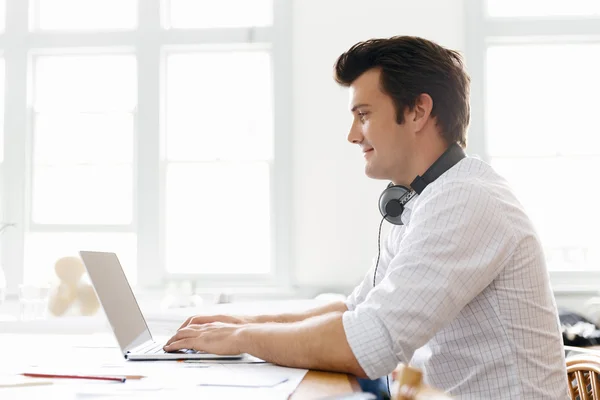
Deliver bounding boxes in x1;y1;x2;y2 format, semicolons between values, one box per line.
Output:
342;181;517;379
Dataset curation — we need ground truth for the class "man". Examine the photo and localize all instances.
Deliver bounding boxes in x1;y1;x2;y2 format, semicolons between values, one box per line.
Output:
165;36;569;398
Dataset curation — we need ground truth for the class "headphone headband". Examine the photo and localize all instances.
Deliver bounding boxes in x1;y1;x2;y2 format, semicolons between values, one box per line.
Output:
410;143;466;194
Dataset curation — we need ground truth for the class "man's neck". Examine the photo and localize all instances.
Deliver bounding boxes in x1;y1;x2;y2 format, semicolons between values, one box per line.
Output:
414;142;449;179
392;140;449;189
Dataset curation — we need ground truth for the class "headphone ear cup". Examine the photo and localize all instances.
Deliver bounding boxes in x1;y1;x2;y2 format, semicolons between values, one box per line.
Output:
379;184;410;225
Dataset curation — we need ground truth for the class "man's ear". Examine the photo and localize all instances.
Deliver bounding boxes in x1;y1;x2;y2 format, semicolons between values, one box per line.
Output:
412;93;433;132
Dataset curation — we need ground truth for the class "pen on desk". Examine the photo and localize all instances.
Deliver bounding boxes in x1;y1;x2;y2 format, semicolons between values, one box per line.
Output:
22;373;126;383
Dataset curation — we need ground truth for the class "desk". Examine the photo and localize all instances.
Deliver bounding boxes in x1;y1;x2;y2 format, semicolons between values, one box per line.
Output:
292;370;360;399
1;332;361;399
1;300;362;398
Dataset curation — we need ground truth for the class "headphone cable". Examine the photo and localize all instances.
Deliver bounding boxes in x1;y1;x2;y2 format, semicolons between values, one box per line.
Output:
373;214;387;287
372;214;391;398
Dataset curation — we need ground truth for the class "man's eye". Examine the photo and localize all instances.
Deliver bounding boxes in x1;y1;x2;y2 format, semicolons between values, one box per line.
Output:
358;112;368;121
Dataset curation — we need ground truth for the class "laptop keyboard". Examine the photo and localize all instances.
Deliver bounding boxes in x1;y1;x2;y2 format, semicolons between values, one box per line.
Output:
143;342;200;355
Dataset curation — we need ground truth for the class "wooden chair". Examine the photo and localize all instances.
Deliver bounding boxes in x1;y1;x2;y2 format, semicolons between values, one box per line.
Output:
390;364;452;400
566;354;600;400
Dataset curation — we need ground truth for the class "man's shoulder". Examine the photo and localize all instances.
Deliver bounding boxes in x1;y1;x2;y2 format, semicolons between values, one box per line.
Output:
440;157;502;186
417;157;537;237
424;157;513;202
413;157;526;227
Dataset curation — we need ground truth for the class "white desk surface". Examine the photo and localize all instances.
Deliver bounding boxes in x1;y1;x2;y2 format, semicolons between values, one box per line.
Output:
0;299;338;399
0;332;311;399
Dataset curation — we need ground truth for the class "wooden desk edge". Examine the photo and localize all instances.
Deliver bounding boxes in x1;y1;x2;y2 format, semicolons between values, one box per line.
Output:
291;370;360;399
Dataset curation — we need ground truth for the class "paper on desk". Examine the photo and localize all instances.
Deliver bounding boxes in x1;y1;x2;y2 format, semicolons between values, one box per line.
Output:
70;365;308;400
22;362;306;386
7;366;307;400
70;364;307;399
197;364;308;397
190;365;290;387
2;332;308;399
0;374;53;388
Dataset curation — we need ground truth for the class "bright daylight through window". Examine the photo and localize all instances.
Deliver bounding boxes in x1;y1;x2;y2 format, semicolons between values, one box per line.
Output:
468;0;600;285
0;0;286;293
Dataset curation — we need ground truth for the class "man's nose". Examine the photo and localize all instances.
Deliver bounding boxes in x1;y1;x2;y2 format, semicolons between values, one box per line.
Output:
347;122;363;144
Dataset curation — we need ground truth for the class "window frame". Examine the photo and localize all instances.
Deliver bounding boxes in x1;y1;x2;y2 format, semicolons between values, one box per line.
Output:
465;0;600;292
0;0;292;292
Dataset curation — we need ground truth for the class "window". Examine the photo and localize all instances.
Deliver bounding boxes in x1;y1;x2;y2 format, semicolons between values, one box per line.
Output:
164;50;273;275
31;55;136;225
0;57;5;264
0;57;4;163
25;54;138;283
486;0;600;17
31;0;137;31
24;233;137;284
167;0;272;29
466;0;600;287
0;0;4;33
0;0;5;271
0;0;290;291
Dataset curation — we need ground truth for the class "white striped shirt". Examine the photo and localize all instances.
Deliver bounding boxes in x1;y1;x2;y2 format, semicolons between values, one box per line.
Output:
343;157;569;399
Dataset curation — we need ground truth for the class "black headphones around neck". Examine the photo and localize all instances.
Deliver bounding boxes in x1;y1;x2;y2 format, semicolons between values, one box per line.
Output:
378;143;466;225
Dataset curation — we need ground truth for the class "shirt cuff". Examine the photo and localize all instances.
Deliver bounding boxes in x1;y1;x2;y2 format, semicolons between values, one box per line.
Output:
342;308;399;379
344;297;357;311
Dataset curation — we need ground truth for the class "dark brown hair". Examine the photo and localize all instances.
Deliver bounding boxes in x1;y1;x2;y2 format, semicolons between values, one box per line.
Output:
334;36;470;148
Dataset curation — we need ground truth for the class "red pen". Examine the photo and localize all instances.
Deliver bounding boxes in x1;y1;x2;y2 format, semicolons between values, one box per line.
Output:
22;373;126;383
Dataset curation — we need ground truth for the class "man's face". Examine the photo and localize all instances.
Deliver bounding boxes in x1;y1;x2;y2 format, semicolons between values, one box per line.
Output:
347;68;415;185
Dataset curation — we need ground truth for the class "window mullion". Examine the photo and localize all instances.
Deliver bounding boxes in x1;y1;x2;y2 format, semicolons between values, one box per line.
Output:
28;224;134;233
136;0;163;288
464;0;489;162
271;0;293;287
485;18;600;38
2;0;29;293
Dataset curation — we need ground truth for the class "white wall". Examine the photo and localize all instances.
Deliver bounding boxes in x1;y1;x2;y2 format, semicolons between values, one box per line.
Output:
291;0;466;292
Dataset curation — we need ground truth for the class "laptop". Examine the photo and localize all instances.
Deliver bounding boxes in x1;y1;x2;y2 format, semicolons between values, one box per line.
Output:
79;250;243;361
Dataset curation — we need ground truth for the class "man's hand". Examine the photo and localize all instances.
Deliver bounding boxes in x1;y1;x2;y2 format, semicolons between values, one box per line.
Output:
177;314;252;330
164;322;244;355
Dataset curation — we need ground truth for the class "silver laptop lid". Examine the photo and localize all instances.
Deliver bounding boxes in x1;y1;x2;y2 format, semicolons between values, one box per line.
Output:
79;251;152;356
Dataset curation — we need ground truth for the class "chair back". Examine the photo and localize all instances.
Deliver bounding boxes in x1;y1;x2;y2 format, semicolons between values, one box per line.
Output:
391;364;452;400
566;354;600;400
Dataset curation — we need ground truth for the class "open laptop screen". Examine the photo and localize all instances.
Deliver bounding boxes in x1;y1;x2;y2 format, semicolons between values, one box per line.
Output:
79;251;152;354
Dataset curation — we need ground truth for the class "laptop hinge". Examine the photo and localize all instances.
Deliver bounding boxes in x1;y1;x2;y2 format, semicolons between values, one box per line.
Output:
122;331;154;356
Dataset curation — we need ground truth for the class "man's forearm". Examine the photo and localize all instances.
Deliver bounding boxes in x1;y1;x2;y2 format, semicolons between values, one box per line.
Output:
237;311;366;377
251;301;348;324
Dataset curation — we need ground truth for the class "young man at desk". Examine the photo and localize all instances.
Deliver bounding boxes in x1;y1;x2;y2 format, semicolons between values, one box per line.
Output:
164;36;570;398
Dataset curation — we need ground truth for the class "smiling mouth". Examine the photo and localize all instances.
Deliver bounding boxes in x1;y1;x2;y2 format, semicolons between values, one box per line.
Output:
363;149;374;156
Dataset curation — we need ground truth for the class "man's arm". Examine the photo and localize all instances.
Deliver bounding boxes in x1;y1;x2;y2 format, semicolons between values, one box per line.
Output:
240;312;365;375
165;311;367;377
252;301;348;323
177;300;348;329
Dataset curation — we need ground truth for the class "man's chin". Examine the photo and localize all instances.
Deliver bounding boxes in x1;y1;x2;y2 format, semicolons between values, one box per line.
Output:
364;166;387;181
